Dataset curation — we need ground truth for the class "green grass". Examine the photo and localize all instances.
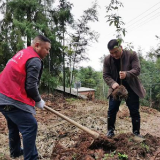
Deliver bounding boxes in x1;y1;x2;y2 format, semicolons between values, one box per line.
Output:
118;152;128;160
140;142;150;152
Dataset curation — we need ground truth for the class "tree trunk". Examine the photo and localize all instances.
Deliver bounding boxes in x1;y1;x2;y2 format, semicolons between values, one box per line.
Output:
70;45;77;93
62;28;66;95
27;7;31;46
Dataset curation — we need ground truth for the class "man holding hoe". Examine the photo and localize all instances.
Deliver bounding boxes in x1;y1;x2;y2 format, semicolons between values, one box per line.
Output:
0;35;51;159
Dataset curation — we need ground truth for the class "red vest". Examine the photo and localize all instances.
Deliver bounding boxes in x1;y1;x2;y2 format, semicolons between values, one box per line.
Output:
0;47;41;106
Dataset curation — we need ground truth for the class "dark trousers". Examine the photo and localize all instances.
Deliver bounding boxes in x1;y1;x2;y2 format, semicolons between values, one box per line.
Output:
108;90;140;133
0;106;38;160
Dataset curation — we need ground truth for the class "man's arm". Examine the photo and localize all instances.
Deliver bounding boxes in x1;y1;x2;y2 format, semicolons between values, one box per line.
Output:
25;58;42;102
103;56;119;89
126;52;140;79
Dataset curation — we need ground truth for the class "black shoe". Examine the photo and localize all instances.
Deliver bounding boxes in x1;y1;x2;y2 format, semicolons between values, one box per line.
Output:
11;149;23;158
107;130;115;138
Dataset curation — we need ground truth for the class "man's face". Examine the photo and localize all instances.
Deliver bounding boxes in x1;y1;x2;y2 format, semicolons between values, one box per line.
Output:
109;46;123;59
35;41;51;59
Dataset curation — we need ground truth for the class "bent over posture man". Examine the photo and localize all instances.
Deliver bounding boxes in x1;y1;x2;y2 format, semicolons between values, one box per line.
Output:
103;39;146;138
0;35;51;159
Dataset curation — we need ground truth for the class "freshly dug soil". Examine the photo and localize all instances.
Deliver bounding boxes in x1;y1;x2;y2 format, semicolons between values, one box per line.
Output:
51;132;160;160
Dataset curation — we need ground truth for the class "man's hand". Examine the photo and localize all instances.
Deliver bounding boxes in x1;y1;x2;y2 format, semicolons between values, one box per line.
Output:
35;99;45;109
119;71;126;79
112;82;119;89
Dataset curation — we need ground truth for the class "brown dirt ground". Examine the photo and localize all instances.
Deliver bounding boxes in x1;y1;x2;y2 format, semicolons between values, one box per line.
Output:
0;92;160;160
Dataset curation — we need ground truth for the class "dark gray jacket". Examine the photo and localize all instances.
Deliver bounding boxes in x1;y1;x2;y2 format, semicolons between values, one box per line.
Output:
25;57;43;102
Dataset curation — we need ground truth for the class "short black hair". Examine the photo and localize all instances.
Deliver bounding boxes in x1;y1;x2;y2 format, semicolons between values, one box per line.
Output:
107;39;119;50
35;35;51;43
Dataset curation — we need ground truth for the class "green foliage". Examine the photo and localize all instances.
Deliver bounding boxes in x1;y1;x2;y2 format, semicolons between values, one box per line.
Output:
76;66;99;88
51;0;74;92
75;66;108;100
124;42;134;51
65;2;99;92
0;0;53;59
138;48;160;109
105;0;126;40
0;152;5;158
140;142;150;152
118;152;128;160
106;0;123;12
66;98;76;103
40;69;59;92
0;0;68;93
0;0;99;95
103;153;110;159
103;151;116;159
51;0;73;33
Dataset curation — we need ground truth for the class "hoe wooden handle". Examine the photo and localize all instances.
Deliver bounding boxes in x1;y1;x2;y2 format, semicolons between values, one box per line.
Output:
44;105;99;139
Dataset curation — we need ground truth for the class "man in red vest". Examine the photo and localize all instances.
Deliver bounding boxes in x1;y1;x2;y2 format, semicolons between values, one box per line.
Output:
0;35;51;160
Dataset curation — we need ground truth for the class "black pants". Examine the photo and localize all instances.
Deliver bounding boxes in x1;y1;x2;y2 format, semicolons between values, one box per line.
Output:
107;90;140;132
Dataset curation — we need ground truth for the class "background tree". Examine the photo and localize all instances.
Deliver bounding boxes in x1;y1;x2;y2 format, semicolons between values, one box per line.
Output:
105;0;126;42
138;45;160;109
67;2;99;92
0;0;62;91
75;66;107;100
50;0;73;94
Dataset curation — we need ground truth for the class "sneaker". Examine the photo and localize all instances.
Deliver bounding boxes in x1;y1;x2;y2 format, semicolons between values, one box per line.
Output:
106;130;115;138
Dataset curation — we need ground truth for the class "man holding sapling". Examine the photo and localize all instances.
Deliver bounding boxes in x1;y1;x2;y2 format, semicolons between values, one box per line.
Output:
103;39;146;138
